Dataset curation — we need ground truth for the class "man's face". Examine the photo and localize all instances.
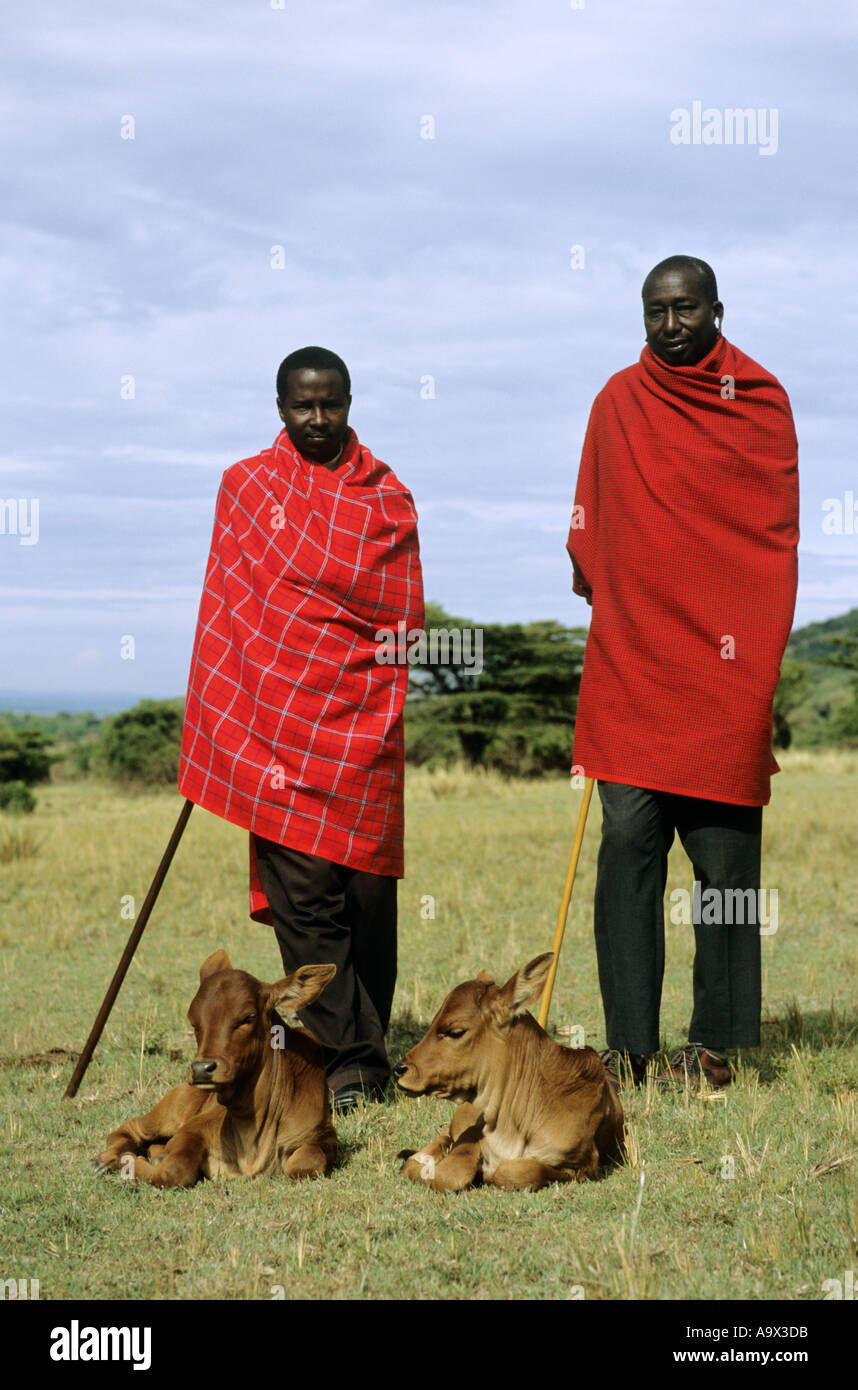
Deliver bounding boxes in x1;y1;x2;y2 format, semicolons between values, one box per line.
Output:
277;368;351;464
642;269;724;366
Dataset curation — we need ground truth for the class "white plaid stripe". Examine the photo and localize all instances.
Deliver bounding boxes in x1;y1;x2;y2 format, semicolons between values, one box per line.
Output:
178;428;423;918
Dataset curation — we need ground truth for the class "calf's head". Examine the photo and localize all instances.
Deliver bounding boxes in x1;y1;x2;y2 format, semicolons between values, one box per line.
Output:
187;949;336;1091
394;953;553;1102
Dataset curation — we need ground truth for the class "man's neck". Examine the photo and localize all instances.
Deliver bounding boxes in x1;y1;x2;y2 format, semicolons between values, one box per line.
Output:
302;443;344;471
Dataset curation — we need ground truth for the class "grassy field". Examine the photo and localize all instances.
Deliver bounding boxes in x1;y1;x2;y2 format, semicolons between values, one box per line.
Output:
0;754;856;1301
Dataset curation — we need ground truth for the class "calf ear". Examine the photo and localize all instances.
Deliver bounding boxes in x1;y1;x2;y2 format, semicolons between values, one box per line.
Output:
199;948;232;981
268;964;337;1013
475;969;495;984
496;953;554;1019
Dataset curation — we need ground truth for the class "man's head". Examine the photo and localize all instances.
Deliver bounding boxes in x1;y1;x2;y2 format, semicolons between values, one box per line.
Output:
641;256;724;366
276;346;352;465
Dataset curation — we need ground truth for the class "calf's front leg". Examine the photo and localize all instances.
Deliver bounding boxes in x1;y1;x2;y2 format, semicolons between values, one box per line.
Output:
282;1143;333;1180
92;1083;208;1174
488;1158;578;1191
400;1125;454;1186
425;1141;482;1193
121;1123;209;1188
401;1103;484;1193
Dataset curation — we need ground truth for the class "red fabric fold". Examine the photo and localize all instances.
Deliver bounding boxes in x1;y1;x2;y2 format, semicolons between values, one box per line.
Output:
178;427;424;920
567;337;799;805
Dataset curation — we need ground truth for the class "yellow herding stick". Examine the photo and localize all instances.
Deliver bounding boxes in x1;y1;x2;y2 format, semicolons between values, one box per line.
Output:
537;776;595;1029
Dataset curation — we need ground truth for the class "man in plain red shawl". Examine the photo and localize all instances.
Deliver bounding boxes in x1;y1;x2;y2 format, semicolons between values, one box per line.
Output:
179;347;424;1111
567;257;798;1089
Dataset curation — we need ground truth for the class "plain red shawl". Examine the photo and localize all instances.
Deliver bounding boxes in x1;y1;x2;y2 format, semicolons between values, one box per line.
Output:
179;427;424;920
568;336;799;805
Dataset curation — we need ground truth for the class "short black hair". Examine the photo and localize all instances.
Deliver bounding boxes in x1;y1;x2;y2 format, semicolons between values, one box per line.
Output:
642;256;719;304
276;346;351;401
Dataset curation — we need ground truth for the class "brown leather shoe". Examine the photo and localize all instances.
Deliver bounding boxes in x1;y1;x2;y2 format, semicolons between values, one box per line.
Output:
599;1049;650;1091
659;1044;732;1090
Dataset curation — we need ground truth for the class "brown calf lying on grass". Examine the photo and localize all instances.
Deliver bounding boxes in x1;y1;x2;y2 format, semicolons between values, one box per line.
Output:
394;953;624;1192
92;949;337;1187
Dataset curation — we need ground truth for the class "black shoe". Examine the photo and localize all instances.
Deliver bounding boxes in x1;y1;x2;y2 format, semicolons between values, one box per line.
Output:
330;1083;385;1115
599;1049;650;1090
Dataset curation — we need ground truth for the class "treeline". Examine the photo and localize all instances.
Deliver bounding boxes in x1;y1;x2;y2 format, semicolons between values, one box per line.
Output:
0;701;185;807
2;606;858;796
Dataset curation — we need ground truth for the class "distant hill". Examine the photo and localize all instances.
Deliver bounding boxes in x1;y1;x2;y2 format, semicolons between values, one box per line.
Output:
784;609;858;746
0;691;170;717
787;607;858;663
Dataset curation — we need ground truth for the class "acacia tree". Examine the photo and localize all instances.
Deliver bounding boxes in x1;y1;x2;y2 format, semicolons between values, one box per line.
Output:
404;606;587;775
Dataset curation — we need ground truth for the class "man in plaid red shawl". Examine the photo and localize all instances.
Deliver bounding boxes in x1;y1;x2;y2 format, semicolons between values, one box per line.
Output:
179;347;424;1112
567;257;799;1091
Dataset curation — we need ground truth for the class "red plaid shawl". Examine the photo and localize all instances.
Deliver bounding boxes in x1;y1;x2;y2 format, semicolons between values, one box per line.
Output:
179;427;423;920
568;337;799;805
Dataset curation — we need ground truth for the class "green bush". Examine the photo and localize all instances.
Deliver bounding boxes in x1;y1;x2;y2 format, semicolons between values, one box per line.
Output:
102;699;184;786
60;740;104;779
0;726;53;785
0;780;36;814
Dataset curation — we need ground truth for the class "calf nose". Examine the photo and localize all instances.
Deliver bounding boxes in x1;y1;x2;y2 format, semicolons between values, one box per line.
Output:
191;1059;218;1085
392;1061;407;1077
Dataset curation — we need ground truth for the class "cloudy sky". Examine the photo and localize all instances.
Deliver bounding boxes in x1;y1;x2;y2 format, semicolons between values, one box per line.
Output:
4;0;857;706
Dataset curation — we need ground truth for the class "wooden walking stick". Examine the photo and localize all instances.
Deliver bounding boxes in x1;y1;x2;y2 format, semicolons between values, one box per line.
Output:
64;798;194;1099
537;777;595;1030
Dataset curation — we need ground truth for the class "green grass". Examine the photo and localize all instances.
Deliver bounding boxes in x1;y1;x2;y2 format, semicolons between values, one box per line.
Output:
0;757;856;1300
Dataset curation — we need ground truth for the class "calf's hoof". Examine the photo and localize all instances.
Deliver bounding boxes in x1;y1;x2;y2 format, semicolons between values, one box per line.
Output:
400;1150;438;1184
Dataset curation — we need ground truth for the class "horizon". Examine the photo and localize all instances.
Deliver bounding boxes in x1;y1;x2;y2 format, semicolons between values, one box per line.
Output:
2;603;855;718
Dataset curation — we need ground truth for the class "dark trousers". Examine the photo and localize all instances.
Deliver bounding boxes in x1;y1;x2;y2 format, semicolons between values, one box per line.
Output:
251;836;397;1092
594;782;764;1054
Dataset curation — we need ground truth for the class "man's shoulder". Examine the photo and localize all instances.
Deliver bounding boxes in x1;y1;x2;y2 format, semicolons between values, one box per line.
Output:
220;446;274;491
604;361;642;391
724;341;789;396
350;444;415;497
371;458;411;492
591;360;643;407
